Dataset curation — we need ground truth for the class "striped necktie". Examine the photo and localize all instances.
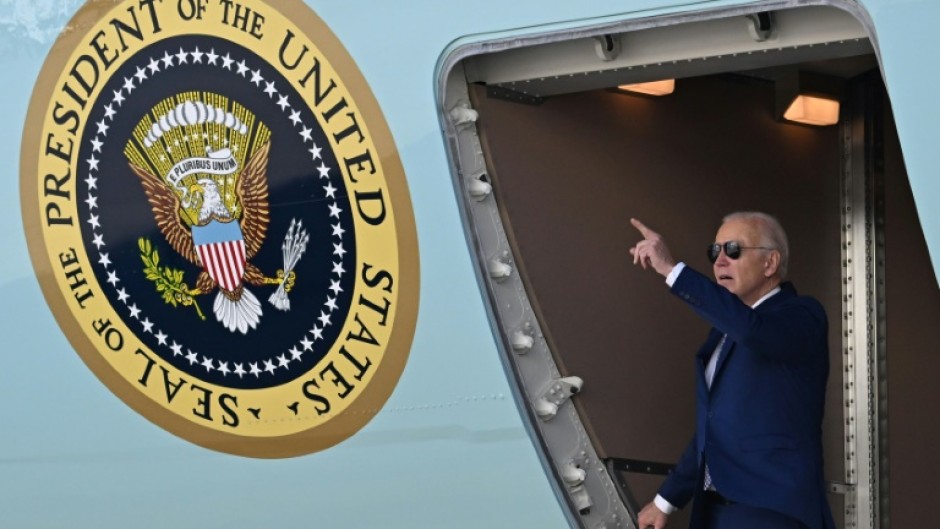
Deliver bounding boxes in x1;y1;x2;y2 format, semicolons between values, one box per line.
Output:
703;335;726;491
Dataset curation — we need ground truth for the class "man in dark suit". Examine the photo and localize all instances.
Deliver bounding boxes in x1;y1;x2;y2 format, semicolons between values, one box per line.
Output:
630;212;834;529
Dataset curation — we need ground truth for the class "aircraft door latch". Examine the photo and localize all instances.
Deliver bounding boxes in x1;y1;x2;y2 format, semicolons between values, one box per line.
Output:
534;376;584;420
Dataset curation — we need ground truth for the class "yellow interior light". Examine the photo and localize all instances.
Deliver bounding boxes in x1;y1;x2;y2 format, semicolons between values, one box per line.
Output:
618;79;675;96
783;95;840;126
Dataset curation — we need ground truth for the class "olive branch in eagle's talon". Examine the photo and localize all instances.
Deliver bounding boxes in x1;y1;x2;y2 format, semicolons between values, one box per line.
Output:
138;237;206;320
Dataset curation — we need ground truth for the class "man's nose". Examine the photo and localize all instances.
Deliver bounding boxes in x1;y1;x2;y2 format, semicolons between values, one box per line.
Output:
713;250;730;266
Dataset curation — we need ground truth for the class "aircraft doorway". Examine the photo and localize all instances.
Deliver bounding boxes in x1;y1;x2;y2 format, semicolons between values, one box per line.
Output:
468;69;849;529
440;3;940;529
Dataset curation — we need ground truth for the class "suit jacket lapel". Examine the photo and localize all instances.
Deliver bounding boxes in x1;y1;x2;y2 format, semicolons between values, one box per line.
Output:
697;330;723;363
711;336;734;388
697;330;724;387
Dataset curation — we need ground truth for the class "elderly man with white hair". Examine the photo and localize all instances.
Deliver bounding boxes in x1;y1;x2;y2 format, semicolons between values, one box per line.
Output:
630;212;834;529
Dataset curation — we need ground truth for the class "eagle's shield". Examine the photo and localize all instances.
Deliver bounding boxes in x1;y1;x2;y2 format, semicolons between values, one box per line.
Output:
192;220;246;292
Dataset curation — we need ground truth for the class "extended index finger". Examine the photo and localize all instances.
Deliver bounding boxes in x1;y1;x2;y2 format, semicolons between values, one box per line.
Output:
630;218;657;239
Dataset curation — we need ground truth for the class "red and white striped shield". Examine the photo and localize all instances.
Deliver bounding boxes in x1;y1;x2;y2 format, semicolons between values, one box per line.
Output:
192;221;247;292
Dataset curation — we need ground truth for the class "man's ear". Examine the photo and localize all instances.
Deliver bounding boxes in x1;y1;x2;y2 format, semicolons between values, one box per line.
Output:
764;250;781;277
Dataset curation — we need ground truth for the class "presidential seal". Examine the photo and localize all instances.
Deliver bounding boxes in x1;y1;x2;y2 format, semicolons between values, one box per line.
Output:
21;0;418;457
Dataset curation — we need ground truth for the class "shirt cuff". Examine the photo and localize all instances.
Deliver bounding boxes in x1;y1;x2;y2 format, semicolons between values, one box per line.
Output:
665;262;686;287
654;494;678;515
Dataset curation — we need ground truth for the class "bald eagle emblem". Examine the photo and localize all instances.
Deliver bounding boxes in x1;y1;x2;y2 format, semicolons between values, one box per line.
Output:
125;93;308;334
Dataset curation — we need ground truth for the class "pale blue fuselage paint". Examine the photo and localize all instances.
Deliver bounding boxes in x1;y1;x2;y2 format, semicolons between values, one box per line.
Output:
1;1;935;528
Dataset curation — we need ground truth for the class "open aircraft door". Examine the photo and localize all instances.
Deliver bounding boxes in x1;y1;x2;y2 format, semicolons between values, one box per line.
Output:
438;1;940;528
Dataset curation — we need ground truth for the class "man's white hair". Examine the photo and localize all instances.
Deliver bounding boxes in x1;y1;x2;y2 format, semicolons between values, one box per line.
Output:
722;211;790;280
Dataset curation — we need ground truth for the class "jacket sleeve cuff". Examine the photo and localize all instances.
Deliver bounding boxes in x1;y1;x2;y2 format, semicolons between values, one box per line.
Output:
665;262;686;287
654;494;678;515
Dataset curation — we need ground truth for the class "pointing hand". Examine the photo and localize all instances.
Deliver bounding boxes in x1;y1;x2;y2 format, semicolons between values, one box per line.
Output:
629;218;676;277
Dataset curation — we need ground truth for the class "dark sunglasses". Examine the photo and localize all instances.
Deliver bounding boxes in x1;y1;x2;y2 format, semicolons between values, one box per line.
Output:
707;241;774;263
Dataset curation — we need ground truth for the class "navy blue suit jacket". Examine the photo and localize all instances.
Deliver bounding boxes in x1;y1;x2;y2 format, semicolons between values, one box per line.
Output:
658;267;835;529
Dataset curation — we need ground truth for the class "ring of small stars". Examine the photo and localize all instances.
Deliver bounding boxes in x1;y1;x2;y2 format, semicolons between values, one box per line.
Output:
83;44;351;380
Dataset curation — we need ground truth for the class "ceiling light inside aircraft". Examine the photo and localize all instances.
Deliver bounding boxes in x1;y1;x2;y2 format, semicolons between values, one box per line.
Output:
776;70;843;126
617;79;675;96
784;95;840;126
